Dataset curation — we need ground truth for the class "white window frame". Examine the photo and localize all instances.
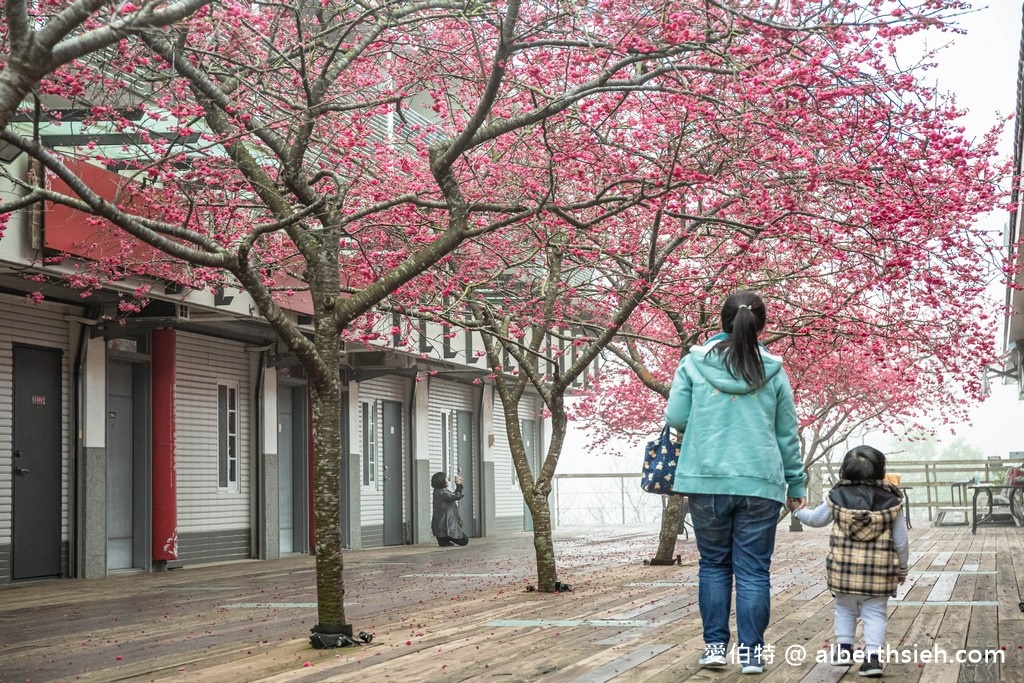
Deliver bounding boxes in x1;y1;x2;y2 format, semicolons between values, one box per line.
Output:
362;401;378;488
513;419;523;489
441;411;456;481
217;383;240;493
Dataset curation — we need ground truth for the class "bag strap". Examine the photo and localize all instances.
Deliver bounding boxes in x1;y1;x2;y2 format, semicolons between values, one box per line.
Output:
662;424;681;444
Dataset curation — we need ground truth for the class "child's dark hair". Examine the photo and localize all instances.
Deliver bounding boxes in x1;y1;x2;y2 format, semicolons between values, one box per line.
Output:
715;290;767;386
840;445;887;481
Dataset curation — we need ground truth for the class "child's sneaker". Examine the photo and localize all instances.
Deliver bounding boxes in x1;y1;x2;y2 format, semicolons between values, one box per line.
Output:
698;643;727;668
829;643;854;665
858;652;883;677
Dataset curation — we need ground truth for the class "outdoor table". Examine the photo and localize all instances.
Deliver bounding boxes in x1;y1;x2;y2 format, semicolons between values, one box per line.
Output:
970;482;1024;534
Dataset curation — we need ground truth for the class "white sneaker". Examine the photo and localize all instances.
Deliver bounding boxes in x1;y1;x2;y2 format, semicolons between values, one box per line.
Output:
699;643;727;668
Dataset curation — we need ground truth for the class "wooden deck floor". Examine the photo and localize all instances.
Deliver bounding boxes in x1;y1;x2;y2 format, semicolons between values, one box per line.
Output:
1;522;1022;682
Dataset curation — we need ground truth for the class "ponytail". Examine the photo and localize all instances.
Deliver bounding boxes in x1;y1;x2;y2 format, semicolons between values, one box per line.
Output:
715;290;767;387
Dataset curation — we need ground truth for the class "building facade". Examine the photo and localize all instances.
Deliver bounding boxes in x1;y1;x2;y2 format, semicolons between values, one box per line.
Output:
0;154;549;582
1007;5;1024;398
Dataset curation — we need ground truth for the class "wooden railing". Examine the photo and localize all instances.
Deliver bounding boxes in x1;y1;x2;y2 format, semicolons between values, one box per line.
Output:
806;457;1022;523
552;457;1023;527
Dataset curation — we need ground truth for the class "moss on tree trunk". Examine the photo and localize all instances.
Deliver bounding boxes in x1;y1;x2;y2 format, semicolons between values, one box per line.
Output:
654;493;685;562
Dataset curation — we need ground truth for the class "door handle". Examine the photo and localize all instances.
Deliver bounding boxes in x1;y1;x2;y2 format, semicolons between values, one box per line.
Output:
15;467;29;475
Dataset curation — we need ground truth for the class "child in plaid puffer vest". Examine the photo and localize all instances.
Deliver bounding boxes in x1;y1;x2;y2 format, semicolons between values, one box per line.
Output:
794;445;909;678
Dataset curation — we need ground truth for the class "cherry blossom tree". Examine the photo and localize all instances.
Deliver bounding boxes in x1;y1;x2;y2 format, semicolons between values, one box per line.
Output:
0;0;213;131
0;0;1004;635
410;0;1007;574
576;245;1005;558
566;22;1011;553
417;209;676;590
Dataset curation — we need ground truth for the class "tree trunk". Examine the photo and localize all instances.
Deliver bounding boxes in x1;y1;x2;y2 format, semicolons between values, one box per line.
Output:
310;358;346;629
653;493;685;562
499;380;564;593
528;393;570;591
525;489;558;591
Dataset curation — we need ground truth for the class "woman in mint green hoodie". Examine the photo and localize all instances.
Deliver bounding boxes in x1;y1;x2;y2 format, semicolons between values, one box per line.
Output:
664;290;805;675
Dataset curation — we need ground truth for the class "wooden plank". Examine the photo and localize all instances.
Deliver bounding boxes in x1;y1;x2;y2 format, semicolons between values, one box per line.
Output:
996;529;1024;683
592;631;705;682
959;530;1002;683
531;554;707;679
566;644;675;682
755;602;838;681
584;536;838;682
594;597;700;646
2;524;1023;683
891;601;999;606
792;661;848;683
919;604;970;683
884;604;944;681
886;601;924;679
909;529;977;683
926;573;959;602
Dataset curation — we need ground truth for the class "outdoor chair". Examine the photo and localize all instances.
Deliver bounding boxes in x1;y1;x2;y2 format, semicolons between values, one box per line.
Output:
971;467;1024;534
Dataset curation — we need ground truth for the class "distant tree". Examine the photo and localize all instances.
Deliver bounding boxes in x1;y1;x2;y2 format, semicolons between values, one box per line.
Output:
888;432;986;463
886;430;940;462
939;437;986;462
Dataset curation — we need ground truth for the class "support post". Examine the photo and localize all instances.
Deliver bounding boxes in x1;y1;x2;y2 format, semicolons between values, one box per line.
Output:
152;329;179;568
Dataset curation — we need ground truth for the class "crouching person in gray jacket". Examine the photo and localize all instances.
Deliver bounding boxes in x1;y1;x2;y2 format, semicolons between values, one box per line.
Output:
431;472;468;547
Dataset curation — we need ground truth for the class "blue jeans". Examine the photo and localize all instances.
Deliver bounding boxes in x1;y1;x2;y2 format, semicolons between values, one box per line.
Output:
688;494;783;653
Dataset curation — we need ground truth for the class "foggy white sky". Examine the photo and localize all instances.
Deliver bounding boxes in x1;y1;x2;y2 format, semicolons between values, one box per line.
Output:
562;3;1024;472
898;2;1023;459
